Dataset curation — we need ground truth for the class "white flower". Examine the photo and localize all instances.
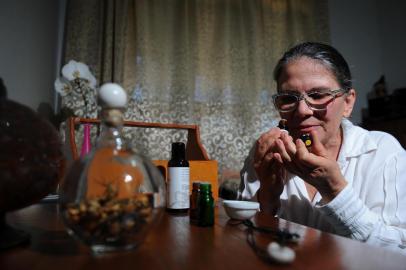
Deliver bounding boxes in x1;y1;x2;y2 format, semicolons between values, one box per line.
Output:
54;77;72;96
55;60;98;118
61;60;97;89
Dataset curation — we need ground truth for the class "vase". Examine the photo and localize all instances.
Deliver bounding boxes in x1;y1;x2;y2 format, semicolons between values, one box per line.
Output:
80;123;91;157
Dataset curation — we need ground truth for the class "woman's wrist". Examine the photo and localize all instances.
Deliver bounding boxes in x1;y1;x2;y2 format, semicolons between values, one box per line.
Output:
318;173;347;203
257;184;281;215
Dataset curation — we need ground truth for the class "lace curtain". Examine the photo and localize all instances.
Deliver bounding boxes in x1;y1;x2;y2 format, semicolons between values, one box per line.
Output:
62;0;330;181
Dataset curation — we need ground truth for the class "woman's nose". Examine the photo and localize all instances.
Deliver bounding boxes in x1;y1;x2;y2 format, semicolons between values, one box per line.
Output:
295;99;313;117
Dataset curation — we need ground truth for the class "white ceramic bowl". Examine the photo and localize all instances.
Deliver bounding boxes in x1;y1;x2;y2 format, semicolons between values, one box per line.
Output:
222;200;260;220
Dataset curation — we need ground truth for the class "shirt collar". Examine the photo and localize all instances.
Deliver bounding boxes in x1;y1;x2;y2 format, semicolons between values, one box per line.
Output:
338;118;377;162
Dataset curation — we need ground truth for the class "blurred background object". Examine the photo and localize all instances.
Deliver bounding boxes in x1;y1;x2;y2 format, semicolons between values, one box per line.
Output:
0;77;7;99
0;98;65;249
362;76;406;149
366;75;391;118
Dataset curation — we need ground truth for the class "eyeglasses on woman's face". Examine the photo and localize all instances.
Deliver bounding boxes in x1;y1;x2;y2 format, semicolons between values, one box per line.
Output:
272;89;349;113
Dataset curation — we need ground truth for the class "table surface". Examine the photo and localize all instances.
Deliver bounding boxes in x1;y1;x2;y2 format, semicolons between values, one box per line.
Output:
1;203;406;270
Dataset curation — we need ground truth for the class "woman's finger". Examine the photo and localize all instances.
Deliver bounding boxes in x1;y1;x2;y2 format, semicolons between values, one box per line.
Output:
254;128;282;163
274;139;292;162
295;138;323;168
309;130;328;157
282;152;311;177
280;132;297;157
273;152;283;164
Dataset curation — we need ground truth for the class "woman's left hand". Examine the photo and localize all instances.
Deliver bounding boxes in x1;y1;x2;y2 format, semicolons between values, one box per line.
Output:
273;131;347;203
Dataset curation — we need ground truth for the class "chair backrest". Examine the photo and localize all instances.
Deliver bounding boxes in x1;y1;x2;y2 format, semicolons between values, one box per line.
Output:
65;117;219;199
67;117;210;161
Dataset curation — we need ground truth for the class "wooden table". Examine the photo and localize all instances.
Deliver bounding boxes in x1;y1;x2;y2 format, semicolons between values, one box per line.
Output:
1;203;406;270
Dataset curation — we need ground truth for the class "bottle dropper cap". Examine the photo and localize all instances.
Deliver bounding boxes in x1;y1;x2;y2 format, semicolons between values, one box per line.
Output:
99;83;127;109
278;119;288;133
171;142;186;159
98;83;127;126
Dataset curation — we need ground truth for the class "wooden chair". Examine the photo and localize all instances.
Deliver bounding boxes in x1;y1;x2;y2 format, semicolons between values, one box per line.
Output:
65;117;219;199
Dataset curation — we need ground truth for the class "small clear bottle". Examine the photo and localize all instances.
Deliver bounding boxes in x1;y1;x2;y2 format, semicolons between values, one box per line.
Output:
167;142;190;213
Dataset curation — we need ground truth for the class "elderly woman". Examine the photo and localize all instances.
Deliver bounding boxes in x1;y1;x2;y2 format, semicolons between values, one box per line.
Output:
239;42;406;252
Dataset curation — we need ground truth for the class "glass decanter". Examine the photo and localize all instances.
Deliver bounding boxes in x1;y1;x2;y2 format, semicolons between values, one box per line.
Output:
59;83;166;253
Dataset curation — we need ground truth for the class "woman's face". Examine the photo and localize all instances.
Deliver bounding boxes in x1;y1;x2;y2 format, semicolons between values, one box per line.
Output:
277;57;355;147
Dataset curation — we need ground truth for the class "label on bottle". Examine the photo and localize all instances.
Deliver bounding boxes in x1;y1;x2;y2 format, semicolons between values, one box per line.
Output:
167;167;190;209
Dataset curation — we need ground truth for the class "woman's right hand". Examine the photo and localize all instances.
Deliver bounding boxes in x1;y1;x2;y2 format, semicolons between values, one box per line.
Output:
253;128;286;213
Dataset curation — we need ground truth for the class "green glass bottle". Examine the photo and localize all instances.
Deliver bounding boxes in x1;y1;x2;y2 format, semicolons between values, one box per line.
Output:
197;182;214;227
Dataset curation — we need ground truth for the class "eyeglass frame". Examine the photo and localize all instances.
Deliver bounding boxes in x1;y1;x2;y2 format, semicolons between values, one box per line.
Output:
272;88;350;113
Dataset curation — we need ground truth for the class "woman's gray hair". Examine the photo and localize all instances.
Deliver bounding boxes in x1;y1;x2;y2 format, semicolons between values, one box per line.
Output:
273;42;353;91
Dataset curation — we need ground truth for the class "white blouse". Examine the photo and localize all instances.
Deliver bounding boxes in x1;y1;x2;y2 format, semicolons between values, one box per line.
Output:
239;119;406;253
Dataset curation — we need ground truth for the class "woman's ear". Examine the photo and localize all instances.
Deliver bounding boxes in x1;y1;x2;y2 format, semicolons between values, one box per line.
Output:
343;89;356;118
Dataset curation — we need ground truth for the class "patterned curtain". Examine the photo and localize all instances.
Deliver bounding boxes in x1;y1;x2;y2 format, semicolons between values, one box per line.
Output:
62;0;330;182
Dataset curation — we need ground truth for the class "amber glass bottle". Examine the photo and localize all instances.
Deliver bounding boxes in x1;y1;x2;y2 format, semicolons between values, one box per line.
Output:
189;182;202;224
167;142;190;213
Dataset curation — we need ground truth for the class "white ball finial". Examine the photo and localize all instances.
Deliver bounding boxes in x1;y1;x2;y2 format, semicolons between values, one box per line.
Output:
99;83;127;108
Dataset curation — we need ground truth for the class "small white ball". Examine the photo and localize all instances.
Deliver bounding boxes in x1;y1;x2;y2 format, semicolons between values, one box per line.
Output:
99;83;127;108
267;241;295;264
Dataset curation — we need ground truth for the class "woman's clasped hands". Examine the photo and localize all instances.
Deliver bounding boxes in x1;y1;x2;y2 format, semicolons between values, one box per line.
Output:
254;127;347;203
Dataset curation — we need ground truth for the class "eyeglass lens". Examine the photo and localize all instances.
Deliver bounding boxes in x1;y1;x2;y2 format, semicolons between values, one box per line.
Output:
274;92;337;112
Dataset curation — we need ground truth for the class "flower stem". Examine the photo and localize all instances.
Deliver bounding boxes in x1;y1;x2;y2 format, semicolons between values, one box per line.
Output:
75;78;89;118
